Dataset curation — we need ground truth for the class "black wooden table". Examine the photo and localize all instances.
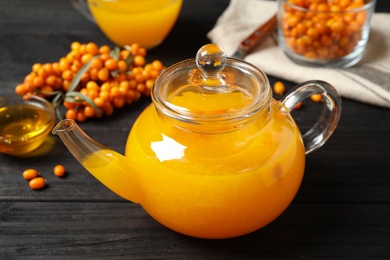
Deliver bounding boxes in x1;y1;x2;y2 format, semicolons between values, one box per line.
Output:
1;0;390;258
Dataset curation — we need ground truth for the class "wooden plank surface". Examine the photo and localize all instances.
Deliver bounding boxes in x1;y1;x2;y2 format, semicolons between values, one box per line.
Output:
2;202;390;258
1;0;390;258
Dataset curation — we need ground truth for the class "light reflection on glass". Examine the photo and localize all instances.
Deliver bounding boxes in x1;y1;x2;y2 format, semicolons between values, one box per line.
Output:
151;134;186;162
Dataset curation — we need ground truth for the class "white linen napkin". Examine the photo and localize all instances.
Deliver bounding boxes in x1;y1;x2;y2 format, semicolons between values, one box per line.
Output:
207;0;390;108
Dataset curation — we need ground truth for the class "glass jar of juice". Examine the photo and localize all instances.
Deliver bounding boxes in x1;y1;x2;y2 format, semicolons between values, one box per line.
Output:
53;44;341;239
72;0;182;49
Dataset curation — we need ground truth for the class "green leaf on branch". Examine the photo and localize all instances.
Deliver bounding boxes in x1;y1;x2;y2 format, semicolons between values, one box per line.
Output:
110;46;120;61
123;45;134;69
52;92;65;120
65;91;102;117
68;56;98;93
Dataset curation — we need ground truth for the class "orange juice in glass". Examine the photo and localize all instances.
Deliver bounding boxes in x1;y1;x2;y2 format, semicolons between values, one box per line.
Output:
86;0;182;48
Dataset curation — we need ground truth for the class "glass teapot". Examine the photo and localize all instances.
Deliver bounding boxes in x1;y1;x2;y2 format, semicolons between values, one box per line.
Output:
52;44;341;239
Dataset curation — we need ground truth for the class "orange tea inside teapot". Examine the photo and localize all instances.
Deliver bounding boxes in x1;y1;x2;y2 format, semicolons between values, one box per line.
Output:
53;44;341;239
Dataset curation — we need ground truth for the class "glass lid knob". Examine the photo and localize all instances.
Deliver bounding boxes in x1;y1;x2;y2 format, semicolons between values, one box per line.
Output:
196;44;226;89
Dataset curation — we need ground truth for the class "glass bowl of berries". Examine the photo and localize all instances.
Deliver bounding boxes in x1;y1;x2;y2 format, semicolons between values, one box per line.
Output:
277;0;376;68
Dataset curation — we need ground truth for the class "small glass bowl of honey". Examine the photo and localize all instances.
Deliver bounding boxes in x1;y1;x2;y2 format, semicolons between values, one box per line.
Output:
0;94;55;156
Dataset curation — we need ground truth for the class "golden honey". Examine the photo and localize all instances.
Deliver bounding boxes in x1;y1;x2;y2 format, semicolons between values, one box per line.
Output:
0;101;54;155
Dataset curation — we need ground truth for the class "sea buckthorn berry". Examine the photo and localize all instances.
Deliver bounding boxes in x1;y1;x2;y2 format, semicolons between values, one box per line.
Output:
86;80;99;91
136;83;146;93
138;47;147;57
37;68;49;78
42;63;54;74
100;82;111;92
133;55;146;67
41;85;54;95
149;69;159;79
32;76;44;88
63;101;76;109
23;169;39;181
81;72;90;83
87;88;99;99
15;41;164;123
113;97;125;108
62;69;74;81
340;0;351;9
98;67;109;81
24;72;35;84
281;0;367;60
29;177;46;190
53;165;66;177
52;62;62;76
77;111;87;122
89;68;99;81
65;109;78;120
59;58;70;71
110;86;121;98
15;84;28;95
86;42;99;55
104;58;118;71
134;73;146;83
81;53;93;64
45;75;57;86
90;58;103;70
71;64;81;73
99;90;110;101
66;52;76;64
152;60;163;71
120;50;130;60
311;94;322;102
79;44;87;55
273;81;286;95
71;41;81;51
115;72;127;82
294;101;303;110
99;45;111;54
32;63;42;73
62;79;71;91
53;76;63;90
145;79;155;91
84;105;96;118
99;53;110;62
130;43;140;55
103;103;114;116
80;87;88;96
93;97;105;107
119;81;129;93
117;60;128;72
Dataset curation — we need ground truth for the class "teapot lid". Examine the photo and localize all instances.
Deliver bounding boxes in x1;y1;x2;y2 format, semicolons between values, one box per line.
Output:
152;44;271;131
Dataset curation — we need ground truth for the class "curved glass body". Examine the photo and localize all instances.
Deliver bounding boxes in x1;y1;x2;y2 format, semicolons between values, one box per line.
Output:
52;44;341;239
126;100;305;239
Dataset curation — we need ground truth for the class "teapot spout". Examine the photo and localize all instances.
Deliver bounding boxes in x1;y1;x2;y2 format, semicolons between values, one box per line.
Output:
52;119;141;203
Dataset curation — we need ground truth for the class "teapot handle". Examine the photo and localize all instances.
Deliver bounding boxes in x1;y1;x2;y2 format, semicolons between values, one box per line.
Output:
280;80;342;154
